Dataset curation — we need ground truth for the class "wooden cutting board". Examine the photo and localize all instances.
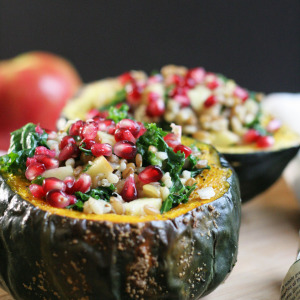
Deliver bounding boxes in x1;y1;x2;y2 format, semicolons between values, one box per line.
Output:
1;178;299;300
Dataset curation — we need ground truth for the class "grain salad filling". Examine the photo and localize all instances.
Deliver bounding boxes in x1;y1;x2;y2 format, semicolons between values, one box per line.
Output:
0;105;214;216
83;65;281;149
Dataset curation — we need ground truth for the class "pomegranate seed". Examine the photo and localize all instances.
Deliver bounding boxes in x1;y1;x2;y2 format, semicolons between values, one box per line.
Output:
126;82;143;105
25;162;46;181
267;119;281;132
119;72;134;85
136;122;147;138
64;176;75;193
120;174;137;202
29;184;45;198
169;86;188;98
35;155;59;170
67;194;77;205
164;133;180;149
234;86;249;102
243;129;260;144
59;143;79;161
26;157;37;167
35;125;44;135
138;166;163;184
60;136;76;150
205;73;220;90
173;94;190;107
114;141;137;160
114;128;136;143
72;173;92;193
86;109;101;120
91;143;113;157
204;95;218;108
166;74;184;86
146;93;165;117
98;119;116;133
187;67;205;84
80;122;98;140
43;177;66;193
46;190;70;208
35;146;56;158
183;76;196;89
116;119;140;137
80;138;96;150
174;144;192;158
69;120;84;136
256;136;275;148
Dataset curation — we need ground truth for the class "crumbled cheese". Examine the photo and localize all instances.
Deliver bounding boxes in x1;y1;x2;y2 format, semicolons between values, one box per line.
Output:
182;170;191;179
156;151;168;161
197;187;215;199
162;172;173;188
170;123;182;142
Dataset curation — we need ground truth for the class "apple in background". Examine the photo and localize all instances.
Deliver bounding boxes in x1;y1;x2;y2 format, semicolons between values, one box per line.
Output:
0;51;82;150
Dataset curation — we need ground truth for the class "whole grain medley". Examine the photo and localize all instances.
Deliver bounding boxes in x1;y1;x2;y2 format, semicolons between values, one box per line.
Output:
0;106;225;216
84;65;281;149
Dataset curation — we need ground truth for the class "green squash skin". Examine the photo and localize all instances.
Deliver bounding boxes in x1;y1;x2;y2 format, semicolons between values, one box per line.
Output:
224;145;300;201
0;156;241;300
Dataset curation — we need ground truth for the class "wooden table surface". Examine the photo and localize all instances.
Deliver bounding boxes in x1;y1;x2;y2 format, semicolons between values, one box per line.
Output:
1;178;299;300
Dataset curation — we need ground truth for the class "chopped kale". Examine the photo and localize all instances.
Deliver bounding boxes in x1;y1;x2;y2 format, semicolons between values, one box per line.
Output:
0;123;48;173
107;104;130;123
31;176;45;186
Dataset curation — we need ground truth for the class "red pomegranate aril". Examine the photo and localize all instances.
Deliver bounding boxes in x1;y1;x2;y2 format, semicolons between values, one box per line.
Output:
69;120;84;136
136;122;147;138
146;99;165;117
43;177;66;193
256;136;275;148
166;74;184;86
183;76;196;89
46;190;70;208
138;166;163;184
116;119;140;137
187;67;205;84
35;146;56;158
26;157;37;167
243;129;260;144
60;135;76;150
35;155;59;170
204;95;218;108
174;144;192;158
29;184;46;198
35;125;44;135
266;119;281;133
86;109;101;120
126;82;143;105
234;86;249;102
59;143;79;161
98;119;116;133
25;162;46;181
72;173;92;193
114;128;136;143
173;94;190;107
169;86;188;98
80;122;98;140
64;176;75;193
120;174;137;202
205;73;220;90
119;72;134;85
114;141;137;160
67;194;77;205
80;138;96;150
91;143;113;157
164;133;180;149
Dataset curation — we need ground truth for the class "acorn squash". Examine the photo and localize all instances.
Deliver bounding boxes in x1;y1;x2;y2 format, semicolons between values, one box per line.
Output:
60;68;300;201
0;130;241;299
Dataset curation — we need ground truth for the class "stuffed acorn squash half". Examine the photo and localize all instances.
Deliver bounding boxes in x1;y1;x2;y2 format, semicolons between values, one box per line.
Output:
60;65;300;201
0;111;241;300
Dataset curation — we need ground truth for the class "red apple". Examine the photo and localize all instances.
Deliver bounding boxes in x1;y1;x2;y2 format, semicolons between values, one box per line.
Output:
0;51;82;150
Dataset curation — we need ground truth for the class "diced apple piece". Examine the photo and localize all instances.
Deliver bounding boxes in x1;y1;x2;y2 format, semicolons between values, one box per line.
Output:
42;166;73;180
124;198;162;216
188;86;211;112
86;156;113;178
143;184;161;198
97;131;116;146
211;130;240;147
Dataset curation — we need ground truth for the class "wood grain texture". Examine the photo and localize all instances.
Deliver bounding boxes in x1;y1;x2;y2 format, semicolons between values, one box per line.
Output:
0;178;299;300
